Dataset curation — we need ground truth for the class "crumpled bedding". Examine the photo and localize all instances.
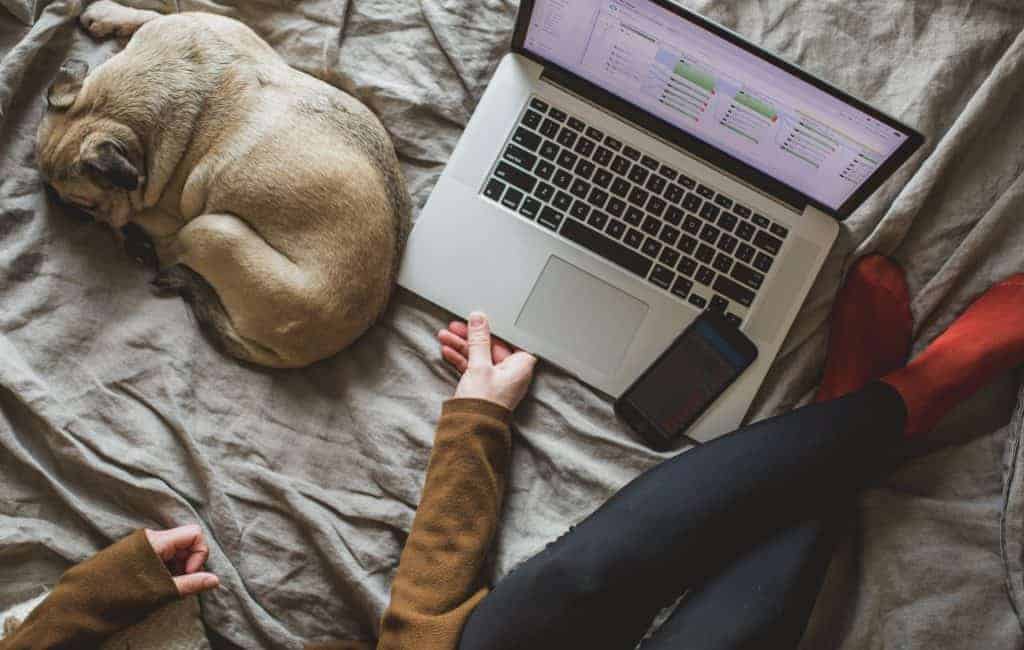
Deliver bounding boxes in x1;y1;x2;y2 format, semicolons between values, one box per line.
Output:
1;1;1023;648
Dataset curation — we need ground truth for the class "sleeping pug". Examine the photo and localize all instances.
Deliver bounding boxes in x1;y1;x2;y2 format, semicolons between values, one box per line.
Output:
37;1;411;368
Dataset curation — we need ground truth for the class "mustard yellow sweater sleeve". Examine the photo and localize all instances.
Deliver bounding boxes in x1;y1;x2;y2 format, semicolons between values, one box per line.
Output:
377;398;513;650
1;529;179;649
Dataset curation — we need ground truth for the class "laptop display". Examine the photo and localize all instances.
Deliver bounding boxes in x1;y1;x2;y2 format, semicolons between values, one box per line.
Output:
522;0;918;213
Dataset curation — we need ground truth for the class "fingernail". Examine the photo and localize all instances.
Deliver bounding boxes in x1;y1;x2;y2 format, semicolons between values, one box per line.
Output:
469;312;485;327
206;576;220;589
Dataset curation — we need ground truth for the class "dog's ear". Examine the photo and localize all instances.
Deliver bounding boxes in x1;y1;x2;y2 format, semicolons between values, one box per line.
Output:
47;59;90;110
82;140;141;191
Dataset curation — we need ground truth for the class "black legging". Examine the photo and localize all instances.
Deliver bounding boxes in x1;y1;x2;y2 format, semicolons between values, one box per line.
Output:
459;381;907;650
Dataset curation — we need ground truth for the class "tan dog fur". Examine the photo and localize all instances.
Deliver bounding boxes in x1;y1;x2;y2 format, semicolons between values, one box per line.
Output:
37;1;411;368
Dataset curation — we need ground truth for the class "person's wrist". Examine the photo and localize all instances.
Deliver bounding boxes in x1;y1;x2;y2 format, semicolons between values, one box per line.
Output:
443;397;513;424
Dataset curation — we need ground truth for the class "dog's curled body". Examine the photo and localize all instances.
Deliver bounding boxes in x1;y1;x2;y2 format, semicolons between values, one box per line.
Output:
37;5;411;367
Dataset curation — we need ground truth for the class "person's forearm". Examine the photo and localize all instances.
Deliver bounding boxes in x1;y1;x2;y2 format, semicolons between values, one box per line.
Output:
1;529;179;649
377;398;513;650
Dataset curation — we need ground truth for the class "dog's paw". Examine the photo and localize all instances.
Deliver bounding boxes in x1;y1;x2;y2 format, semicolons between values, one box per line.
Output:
80;1;135;39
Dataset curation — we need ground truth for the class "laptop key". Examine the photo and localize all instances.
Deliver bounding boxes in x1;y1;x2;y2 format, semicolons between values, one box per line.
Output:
665;183;685;204
699;223;720;244
553;191;573;211
611;177;631;197
504;143;537;170
678;234;698;254
672;277;693;299
493;162;536;193
642;216;661;236
560;219;652;278
734;204;752;218
589;187;609;209
530;97;549;112
696;265;716;286
588;210;609;230
540;141;559;160
594;146;614;166
606;219;626;239
642;238;662;258
770;223;790;239
677;173;696;189
659;225;680;246
538;206;563;230
628;187;650;207
557;150;578;170
548;107;567;122
682;215;702;234
646;175;667;195
712;253;733;274
628;165;649;185
696;244;715;263
520;197;542;220
752;213;771;228
513;128;541;151
717;233;738;255
607;197;626;218
666;206;685;226
660;248;680;267
713;275;755;307
682;193;702;212
502;187;524;211
557;128;577;148
710;295;729;312
522;110;543;129
570;179;591;199
753;231;783;255
736;242;756;263
647;196;667;217
575;137;596;157
567;117;586;131
624;206;645;226
732;263;765;290
677;256;697;276
587;126;604;141
714;194;733;209
718;212;738;232
641;155;659;171
540;118;559;138
535;182;555;201
650;264;674;289
536;161;555;181
570;200;590;220
754;252;774;273
484;178;505;201
696;184;716;199
725;313;742;326
736;222;755;241
593;169;613;188
624;228;645;249
700;203;721;221
612;155;631;175
623;145;641;160
604;135;623;151
553;170;572;189
576;159;596;180
689;294;708;309
660;165;678;181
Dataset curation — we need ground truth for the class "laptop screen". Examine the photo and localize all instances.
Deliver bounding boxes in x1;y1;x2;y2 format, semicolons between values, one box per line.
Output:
523;0;913;212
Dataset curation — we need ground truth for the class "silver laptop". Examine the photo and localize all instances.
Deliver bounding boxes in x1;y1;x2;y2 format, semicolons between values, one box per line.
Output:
399;0;923;442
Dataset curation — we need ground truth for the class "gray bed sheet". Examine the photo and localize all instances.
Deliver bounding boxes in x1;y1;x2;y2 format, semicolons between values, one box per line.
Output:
2;1;1024;648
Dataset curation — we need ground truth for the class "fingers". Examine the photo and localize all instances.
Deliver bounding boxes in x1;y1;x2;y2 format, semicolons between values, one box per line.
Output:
172;571;220;597
439;329;469;358
466;312;492;368
445;321;514;364
147;524;209;575
441;345;468;373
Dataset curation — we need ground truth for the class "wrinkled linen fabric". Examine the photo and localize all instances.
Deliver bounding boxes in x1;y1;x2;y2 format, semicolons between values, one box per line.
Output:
1;1;1023;648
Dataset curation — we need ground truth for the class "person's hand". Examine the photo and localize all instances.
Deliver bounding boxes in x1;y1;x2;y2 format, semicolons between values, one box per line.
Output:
145;525;220;596
438;312;537;412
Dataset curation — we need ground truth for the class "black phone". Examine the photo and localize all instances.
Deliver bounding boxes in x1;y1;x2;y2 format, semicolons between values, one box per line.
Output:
615;311;758;449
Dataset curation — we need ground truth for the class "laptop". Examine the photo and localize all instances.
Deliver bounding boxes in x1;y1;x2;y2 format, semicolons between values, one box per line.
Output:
398;0;923;442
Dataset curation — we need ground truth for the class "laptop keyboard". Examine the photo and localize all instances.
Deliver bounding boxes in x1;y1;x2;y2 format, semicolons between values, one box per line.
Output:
481;96;790;326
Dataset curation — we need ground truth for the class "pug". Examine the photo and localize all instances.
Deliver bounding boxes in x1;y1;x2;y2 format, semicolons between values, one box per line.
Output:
37;1;411;368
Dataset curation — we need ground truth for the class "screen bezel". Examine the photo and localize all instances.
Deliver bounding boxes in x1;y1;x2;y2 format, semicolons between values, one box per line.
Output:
511;0;925;220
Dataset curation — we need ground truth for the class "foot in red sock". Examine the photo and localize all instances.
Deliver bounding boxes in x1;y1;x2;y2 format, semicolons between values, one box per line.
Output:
882;275;1024;437
815;255;913;403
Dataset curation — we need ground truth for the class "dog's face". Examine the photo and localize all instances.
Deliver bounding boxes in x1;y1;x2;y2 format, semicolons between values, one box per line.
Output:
37;59;144;228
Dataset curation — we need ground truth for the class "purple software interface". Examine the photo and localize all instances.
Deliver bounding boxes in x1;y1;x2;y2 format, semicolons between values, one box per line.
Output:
524;0;910;210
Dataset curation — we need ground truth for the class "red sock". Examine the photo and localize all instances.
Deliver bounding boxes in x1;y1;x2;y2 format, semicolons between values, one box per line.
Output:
882;275;1024;437
815;255;912;403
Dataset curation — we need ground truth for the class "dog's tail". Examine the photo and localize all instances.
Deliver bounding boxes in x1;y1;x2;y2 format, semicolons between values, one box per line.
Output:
153;265;283;367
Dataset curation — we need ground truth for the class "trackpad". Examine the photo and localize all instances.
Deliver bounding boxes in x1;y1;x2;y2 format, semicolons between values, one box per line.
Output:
516;256;649;375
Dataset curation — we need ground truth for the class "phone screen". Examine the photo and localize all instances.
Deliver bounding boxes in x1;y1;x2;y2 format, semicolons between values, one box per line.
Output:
620;315;756;445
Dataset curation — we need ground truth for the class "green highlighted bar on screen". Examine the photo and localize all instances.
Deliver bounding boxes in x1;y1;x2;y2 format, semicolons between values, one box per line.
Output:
781;146;820;168
673;61;715;93
724;124;758;144
735;92;776;120
860;152;879;164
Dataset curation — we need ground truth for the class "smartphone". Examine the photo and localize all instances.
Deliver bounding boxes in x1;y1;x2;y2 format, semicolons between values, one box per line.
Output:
615;311;758;449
